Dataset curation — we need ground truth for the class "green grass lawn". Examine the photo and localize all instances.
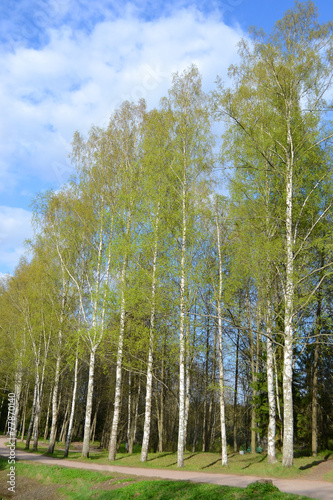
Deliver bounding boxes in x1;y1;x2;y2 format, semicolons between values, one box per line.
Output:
14;440;333;482
0;457;314;499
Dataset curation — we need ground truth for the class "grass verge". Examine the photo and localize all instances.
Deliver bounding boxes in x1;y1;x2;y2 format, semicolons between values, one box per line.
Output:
14;441;333;482
0;457;314;499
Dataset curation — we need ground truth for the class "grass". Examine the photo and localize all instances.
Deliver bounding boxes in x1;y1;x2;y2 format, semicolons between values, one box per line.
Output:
14;440;333;482
324;469;333;481
0;457;314;499
89;480;313;499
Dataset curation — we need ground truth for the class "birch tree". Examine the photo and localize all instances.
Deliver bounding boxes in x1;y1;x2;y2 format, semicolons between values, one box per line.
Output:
163;66;214;467
108;100;146;461
213;1;333;466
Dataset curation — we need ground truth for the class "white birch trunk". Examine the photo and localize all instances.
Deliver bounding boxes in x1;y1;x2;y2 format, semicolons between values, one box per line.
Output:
44;386;53;441
32;369;41;452
33;326;50;452
64;349;79;457
131;379;140;450
127;371;132;446
82;347;96;458
108;280;126;460
215;211;227;466
25;382;37;449
273;352;282;421
108;223;129;460
48;341;61;453
177;182;187;468
141;206;159;462
183;350;191;451
282;116;295;468
13;363;23;442
20;384;29;441
266;313;277;464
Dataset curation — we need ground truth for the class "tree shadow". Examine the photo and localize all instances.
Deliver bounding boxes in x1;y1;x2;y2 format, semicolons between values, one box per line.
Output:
147;452;173;462
165;453;197;467
241;454;267;469
299;459;326;470
201;458;221;469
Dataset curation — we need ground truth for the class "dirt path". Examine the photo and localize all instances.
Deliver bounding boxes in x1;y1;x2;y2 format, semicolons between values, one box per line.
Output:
0;437;332;500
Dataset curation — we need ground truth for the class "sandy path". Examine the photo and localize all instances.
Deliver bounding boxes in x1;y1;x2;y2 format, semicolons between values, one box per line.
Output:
0;437;332;500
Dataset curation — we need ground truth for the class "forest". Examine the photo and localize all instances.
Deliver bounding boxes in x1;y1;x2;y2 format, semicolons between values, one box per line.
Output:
0;1;332;470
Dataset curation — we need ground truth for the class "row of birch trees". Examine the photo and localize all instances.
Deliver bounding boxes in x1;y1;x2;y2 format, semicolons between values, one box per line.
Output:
0;1;333;468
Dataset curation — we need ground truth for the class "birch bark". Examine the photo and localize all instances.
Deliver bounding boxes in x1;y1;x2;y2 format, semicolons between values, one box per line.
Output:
48;272;66;453
141;206;159;462
108;211;131;460
64;349;79;457
177;180;187;468
282;114;295;468
215;211;228;465
82;347;96;458
266;302;277;464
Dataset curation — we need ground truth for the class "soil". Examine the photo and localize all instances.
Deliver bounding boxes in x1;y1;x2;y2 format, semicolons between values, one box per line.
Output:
0;469;62;499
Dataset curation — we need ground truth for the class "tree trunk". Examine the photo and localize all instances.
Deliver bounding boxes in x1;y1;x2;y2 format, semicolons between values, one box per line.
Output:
127;371;132;449
312;293;321;457
158;337;165;453
208;327;216;452
91;400;100;444
82;347;96;458
20;384;29;441
141;208;159;462
48;331;62;453
177;181;187;468
108;265;126;460
64;350;79;458
184;350;191;451
108;211;131;461
25;382;37;449
202;314;210;452
60;400;70;443
282;135;294;468
233;329;240;453
215;211;227;465
44;387;53;441
267;306;277;464
13;365;23;441
246;291;256;455
129;379;140;454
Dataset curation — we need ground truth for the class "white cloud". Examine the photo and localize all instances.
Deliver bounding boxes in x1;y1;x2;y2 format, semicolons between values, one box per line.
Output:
0;5;245;273
0;8;244;186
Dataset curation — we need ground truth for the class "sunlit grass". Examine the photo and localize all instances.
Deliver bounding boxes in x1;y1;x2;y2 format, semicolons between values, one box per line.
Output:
0;457;314;499
13;441;333;481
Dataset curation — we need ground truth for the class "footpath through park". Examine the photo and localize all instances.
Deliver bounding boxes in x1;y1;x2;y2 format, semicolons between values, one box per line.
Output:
0;437;332;500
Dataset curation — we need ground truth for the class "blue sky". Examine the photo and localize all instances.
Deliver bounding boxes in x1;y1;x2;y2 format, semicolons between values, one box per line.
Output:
0;0;332;275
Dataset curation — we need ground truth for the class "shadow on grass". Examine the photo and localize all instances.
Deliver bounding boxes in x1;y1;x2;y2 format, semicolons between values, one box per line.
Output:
299;459;327;470
147;452;173;462
241;454;267;469
201;458;221;469
165;453;197;467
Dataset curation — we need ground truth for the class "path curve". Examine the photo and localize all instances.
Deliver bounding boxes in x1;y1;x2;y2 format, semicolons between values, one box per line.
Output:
0;437;332;500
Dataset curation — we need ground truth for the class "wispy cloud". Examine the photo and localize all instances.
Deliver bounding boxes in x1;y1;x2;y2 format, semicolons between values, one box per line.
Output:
0;0;245;273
